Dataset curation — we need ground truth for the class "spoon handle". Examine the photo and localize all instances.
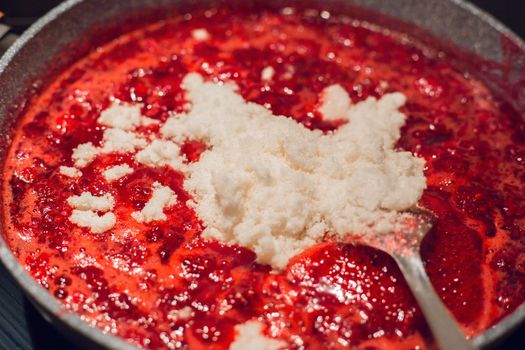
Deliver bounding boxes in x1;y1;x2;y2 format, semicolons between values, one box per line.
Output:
395;254;476;350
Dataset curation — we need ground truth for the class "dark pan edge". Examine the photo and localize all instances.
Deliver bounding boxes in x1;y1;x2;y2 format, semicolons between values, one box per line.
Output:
0;3;140;349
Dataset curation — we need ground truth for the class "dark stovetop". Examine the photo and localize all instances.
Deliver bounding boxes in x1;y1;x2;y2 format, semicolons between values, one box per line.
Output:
1;1;525;349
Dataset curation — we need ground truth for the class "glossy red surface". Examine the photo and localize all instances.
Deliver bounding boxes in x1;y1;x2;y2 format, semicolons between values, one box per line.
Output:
2;5;525;350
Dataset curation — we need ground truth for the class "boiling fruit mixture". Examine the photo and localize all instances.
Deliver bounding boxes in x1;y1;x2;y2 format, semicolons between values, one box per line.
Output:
3;4;525;350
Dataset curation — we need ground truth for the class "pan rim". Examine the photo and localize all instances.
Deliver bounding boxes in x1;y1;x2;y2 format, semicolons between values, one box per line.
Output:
0;3;140;349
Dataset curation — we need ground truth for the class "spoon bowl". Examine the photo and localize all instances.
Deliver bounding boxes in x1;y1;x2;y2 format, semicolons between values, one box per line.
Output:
361;209;476;350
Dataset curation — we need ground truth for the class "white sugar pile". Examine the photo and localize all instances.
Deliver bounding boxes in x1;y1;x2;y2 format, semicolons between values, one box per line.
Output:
66;73;426;270
163;74;426;269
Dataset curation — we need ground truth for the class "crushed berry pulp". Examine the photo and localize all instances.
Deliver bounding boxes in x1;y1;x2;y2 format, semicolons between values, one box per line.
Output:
3;4;525;350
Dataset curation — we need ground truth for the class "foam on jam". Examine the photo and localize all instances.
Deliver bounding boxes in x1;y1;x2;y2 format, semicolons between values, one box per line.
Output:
3;5;525;350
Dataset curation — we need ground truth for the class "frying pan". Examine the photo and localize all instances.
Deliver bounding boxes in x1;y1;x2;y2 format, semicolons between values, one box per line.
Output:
1;0;525;349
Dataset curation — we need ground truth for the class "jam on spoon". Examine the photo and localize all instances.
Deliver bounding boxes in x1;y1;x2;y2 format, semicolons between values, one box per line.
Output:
361;209;476;350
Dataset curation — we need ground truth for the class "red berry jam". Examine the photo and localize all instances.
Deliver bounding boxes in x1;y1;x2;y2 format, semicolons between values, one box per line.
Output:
2;4;525;350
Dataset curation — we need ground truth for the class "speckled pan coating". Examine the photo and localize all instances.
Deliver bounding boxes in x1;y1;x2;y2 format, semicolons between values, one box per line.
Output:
0;1;524;349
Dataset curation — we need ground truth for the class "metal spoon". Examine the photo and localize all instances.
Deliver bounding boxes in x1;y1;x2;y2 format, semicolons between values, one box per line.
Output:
362;209;476;350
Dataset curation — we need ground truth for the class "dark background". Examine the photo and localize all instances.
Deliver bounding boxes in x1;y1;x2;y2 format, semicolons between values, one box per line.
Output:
1;0;525;349
1;0;525;36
